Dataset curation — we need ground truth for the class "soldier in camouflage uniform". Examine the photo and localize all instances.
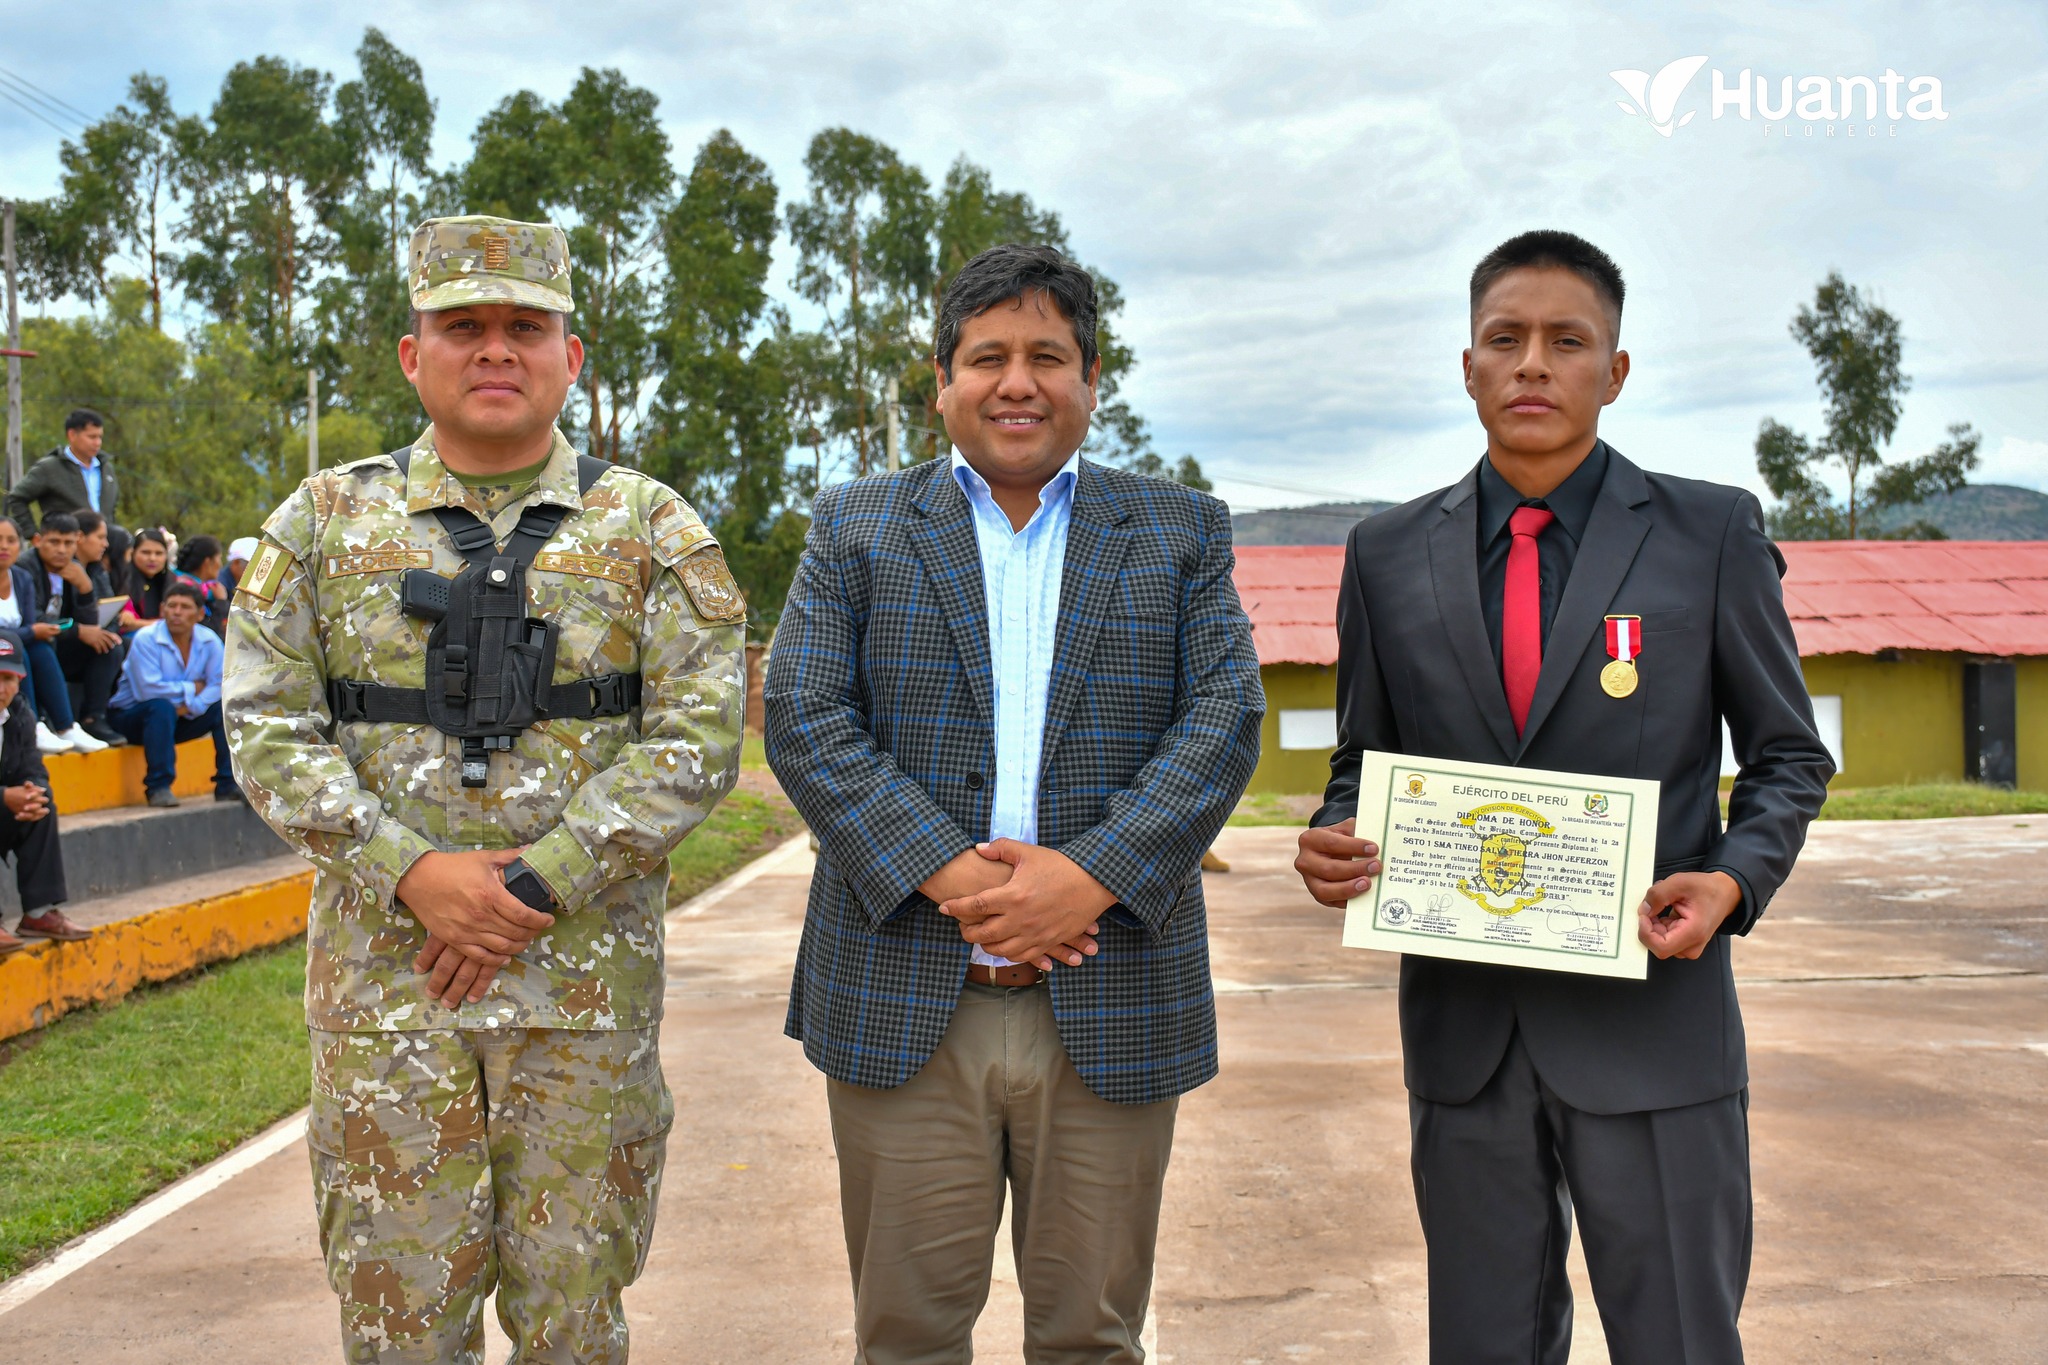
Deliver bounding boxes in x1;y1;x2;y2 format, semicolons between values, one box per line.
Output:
225;215;746;1363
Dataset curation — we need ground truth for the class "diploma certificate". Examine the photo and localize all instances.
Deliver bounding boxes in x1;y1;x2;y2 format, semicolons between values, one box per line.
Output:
1340;750;1658;979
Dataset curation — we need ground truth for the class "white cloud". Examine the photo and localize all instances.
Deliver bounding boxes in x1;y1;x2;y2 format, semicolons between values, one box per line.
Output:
1974;435;2048;491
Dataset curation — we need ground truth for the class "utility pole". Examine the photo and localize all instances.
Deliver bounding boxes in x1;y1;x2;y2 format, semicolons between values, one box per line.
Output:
884;373;901;473
4;202;23;489
306;368;319;479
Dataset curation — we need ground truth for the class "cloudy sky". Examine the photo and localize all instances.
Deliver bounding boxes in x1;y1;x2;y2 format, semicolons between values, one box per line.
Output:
3;0;2042;509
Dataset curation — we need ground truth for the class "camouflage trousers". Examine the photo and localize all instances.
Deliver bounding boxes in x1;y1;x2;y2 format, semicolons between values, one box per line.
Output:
307;1026;673;1364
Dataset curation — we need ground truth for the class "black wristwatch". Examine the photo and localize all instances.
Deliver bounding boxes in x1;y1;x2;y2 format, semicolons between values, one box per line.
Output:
503;859;558;912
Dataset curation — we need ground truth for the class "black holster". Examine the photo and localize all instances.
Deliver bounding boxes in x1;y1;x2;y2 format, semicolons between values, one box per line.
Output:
326;449;639;789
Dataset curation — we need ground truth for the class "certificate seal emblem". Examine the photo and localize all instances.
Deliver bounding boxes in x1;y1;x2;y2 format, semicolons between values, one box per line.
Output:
1600;659;1638;697
1455;801;1554;915
1381;898;1412;926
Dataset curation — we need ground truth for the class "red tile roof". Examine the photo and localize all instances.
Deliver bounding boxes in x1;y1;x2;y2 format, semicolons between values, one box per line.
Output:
1780;541;2048;656
1233;547;1344;665
1231;540;2048;665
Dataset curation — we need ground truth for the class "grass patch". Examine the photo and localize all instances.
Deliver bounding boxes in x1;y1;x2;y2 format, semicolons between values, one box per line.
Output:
0;941;309;1280
1228;791;1318;827
1816;782;2048;821
0;783;805;1283
740;734;767;771
669;783;806;906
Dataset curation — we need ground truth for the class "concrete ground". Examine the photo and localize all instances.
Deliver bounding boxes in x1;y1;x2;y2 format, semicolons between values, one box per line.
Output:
3;815;2044;1363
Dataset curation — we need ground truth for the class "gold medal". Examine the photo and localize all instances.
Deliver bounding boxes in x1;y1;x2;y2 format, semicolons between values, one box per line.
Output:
1600;659;1638;698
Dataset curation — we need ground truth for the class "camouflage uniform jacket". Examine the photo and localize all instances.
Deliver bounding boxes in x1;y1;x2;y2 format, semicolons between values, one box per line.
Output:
225;425;745;1033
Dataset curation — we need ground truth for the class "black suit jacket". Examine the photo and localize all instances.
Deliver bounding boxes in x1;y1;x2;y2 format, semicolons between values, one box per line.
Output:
1315;444;1833;1114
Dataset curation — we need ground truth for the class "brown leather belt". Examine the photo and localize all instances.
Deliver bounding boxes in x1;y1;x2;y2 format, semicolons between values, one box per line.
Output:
967;962;1047;988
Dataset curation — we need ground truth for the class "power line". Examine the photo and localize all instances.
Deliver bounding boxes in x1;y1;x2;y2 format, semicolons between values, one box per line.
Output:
0;72;88;135
0;87;74;140
0;65;95;125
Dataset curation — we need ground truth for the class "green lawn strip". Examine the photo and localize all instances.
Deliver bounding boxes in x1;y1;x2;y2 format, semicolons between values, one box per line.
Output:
1228;791;1319;827
668;786;806;905
0;941;309;1280
1816;782;2048;821
0;783;803;1283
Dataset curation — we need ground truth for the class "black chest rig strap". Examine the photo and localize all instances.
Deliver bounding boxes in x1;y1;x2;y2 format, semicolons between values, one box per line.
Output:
327;449;643;788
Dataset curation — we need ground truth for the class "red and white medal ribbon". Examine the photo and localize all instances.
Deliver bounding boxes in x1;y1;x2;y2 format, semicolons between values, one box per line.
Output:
1605;615;1640;664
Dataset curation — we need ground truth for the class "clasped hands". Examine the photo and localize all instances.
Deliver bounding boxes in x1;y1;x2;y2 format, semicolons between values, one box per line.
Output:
1294;819;1741;961
925;840;1113;971
396;848;554;1009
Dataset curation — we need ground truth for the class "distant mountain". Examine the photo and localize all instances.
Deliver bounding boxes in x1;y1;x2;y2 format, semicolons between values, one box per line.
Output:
1231;500;1395;546
1872;483;2048;540
1235;483;2048;547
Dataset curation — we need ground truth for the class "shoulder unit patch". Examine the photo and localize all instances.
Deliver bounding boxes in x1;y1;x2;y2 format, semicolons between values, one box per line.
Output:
677;547;747;624
237;541;295;608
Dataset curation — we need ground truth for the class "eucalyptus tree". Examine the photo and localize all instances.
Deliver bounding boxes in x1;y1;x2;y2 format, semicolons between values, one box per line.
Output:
456;68;671;464
1757;273;1977;539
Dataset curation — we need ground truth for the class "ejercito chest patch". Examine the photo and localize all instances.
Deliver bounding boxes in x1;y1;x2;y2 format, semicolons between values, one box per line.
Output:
679;547;747;624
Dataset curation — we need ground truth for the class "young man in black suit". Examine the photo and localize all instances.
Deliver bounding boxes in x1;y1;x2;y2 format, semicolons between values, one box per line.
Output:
1296;231;1833;1364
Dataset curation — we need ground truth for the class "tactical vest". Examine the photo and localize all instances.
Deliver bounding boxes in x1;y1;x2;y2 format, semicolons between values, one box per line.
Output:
326;448;641;788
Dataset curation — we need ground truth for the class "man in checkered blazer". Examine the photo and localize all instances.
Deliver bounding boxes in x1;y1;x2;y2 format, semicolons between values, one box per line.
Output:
765;243;1264;1361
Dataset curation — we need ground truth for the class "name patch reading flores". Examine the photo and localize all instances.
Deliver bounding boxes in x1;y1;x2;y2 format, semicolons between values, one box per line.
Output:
325;548;435;578
535;551;639;587
679;547;747;623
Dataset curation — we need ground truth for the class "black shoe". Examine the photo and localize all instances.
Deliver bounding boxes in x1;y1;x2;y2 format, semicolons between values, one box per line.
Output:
80;719;128;747
215;784;248;805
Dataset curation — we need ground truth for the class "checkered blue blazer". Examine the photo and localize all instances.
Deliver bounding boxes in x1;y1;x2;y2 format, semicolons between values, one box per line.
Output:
765;457;1265;1105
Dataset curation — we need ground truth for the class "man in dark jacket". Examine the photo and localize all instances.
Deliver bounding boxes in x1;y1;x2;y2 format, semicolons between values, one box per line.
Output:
19;513;126;747
0;634;85;959
6;408;119;536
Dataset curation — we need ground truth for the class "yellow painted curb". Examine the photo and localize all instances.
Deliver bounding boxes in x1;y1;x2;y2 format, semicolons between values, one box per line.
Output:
0;869;313;1041
44;739;220;814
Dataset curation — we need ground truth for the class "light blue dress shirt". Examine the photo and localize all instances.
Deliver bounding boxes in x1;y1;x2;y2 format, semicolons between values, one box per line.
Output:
950;447;1080;967
111;618;224;714
63;447;103;513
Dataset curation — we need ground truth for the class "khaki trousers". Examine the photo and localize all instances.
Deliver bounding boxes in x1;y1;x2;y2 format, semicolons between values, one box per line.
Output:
827;982;1179;1365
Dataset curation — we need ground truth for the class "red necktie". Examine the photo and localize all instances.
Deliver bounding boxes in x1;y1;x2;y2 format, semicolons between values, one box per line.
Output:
1503;505;1555;736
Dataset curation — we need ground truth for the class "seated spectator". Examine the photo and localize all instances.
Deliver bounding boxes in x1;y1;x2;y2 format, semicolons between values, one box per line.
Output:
0;517;103;754
73;512;131;625
223;536;256;596
106;581;240;809
103;524;141;628
127;526;171;624
219;535;257;628
173;534;230;639
0;634;87;959
18;513;125;748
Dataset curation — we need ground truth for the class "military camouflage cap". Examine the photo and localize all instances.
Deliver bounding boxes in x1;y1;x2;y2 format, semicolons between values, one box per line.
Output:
408;214;574;314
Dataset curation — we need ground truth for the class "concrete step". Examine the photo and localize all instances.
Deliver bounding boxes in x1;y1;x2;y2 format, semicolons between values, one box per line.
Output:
0;854;312;1039
41;738;225;815
0;798;286;919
